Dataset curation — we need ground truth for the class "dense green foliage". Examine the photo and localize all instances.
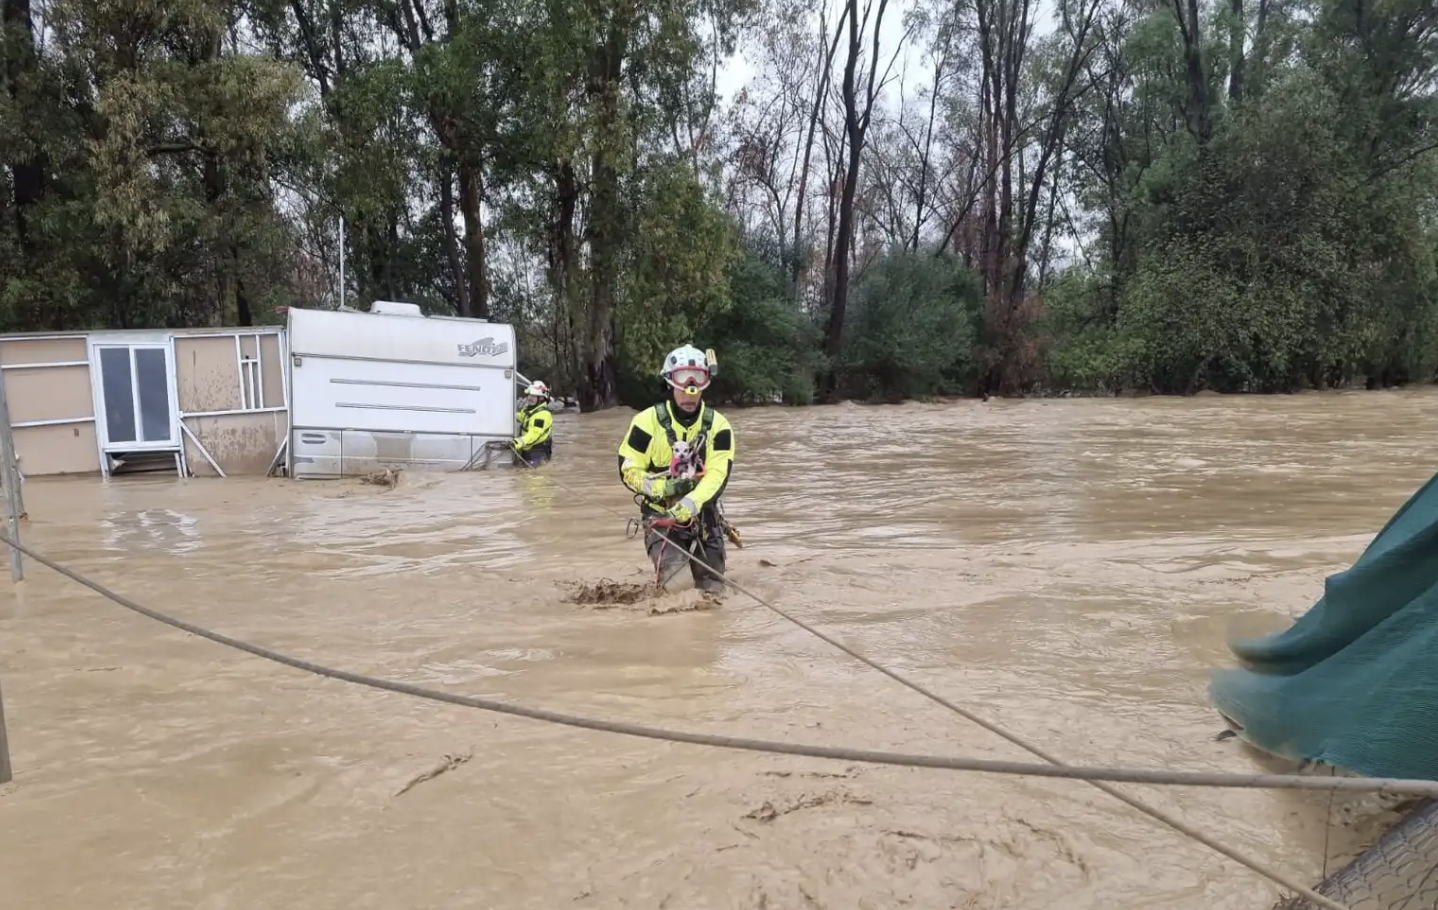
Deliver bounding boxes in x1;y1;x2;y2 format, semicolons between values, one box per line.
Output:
2;0;1436;407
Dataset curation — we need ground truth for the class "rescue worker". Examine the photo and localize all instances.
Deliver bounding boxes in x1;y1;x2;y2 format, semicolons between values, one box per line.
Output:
512;380;554;467
617;344;736;593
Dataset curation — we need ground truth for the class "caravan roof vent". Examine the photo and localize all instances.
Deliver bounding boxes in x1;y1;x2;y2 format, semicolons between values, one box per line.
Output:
370;300;424;317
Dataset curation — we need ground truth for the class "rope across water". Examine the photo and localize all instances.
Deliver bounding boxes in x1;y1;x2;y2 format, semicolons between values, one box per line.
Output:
513;447;1370;910
0;446;1391;910
0;529;1430;804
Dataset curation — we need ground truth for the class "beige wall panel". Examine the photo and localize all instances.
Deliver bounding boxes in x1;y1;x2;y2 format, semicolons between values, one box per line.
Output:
175;337;243;414
182;413;284;476
0;337;87;365
5;365;93;425
14;422;101;476
259;334;285;408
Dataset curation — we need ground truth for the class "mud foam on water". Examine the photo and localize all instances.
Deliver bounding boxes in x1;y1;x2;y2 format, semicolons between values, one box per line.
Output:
560;578;658;606
557;578;721;615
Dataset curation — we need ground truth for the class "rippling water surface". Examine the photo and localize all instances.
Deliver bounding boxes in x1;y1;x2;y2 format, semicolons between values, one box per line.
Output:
3;390;1437;909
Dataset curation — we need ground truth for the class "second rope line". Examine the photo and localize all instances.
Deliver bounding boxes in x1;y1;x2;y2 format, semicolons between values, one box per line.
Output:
507;451;1359;910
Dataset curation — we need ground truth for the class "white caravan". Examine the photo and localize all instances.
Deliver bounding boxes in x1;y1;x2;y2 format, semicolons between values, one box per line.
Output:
285;301;521;478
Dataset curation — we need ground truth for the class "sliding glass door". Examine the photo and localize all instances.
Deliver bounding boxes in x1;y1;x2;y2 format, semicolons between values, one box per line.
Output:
94;343;177;450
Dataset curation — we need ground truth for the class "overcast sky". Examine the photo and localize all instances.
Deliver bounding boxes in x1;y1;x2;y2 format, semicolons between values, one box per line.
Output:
713;0;1062;109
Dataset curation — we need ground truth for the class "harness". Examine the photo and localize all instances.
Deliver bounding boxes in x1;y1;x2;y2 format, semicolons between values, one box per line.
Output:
654;403;713;479
625;404;741;584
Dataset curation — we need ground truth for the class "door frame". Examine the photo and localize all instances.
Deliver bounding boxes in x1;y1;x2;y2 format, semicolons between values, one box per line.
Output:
87;332;181;456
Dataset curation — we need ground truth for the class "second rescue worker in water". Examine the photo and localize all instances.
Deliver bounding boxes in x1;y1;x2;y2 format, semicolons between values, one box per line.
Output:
617;344;738;593
511;380;554;467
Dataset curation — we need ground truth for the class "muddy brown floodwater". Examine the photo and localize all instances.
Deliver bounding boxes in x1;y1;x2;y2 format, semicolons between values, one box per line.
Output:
2;391;1436;910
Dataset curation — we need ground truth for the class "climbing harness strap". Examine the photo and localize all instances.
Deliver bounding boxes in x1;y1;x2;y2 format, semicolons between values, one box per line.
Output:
646;514;691;586
653;403;714;477
653;402;715;446
624;506;711;586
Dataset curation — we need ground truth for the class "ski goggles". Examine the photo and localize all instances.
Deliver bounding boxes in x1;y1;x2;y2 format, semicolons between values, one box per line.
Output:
666;366;711;391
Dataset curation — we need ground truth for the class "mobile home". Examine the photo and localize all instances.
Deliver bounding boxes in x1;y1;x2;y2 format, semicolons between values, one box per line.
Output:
0;326;289;479
285;302;521;479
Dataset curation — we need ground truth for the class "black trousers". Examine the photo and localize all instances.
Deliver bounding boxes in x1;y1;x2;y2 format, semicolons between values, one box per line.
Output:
642;504;726;592
514;439;553;467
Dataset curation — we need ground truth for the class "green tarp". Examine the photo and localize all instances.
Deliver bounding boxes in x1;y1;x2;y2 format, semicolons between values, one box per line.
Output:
1209;469;1438;782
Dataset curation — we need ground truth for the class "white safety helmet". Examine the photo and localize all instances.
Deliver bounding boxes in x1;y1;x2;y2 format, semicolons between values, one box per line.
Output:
523;380;551;401
660;344;712;393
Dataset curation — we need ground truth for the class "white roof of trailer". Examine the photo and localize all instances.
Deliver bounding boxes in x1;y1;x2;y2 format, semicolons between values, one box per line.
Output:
286;306;516;368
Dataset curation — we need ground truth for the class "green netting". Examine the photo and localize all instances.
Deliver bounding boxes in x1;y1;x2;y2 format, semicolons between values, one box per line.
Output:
1208;469;1438;783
